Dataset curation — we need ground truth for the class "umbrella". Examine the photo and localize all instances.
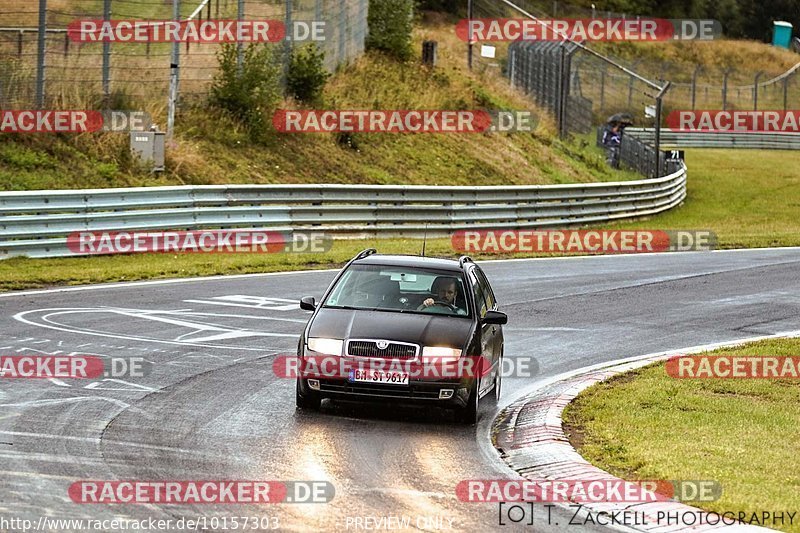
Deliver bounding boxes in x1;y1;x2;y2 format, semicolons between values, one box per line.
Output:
607;112;634;125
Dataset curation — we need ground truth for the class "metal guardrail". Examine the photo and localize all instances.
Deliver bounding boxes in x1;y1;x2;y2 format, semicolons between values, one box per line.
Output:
0;174;687;259
624;128;800;149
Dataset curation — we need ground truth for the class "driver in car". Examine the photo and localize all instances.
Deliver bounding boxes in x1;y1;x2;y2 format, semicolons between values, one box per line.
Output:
418;276;467;315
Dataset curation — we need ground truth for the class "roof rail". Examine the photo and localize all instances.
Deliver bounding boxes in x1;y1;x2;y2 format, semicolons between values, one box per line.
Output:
354;248;377;261
458;255;474;267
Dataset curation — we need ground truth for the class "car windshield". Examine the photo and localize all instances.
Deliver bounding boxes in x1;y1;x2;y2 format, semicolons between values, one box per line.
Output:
323;264;471;317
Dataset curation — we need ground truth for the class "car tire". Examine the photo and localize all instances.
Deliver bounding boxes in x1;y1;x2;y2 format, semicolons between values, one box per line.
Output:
295;380;321;410
458;379;480;424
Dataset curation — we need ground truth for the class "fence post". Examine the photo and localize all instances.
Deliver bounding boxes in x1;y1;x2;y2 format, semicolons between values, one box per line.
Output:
102;0;111;105
509;48;516;88
285;0;293;80
599;64;606;110
753;71;763;111
784;76;790;111
338;0;346;64
467;0;473;70
654;82;671;178
627;61;640;108
167;0;181;139
722;69;731;110
35;0;47;109
691;65;700;110
236;0;244;75
558;42;572;138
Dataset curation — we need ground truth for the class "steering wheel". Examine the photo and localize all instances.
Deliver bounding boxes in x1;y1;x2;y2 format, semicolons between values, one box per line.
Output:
429;300;459;311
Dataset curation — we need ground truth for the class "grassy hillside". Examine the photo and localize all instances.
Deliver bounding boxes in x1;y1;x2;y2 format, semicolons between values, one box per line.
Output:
594;39;800;82
0;14;639;190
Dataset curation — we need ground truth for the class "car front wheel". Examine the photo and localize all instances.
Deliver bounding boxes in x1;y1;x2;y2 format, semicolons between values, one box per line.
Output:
296;379;321;410
458;379;480;424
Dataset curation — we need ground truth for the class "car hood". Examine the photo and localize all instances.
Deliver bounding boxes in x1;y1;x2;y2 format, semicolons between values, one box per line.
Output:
308;308;473;349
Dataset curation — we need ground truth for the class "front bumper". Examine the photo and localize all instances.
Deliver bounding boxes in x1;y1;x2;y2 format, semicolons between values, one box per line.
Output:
298;377;473;408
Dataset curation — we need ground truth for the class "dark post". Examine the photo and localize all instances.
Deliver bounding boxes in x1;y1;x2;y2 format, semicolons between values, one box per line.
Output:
599;65;606;110
467;0;474;70
784;77;790;111
35;0;47;109
102;0;111;104
654;82;671;178
722;69;730;110
753;71;763;111
237;0;244;75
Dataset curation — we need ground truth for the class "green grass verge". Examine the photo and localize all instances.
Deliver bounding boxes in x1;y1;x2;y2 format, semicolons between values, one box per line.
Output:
562;338;800;532
607;148;800;248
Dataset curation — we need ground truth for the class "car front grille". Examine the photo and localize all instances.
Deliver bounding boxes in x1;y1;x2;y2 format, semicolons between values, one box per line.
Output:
347;340;418;359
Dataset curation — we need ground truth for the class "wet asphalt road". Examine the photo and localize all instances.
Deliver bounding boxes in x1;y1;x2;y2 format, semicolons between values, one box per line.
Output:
0;248;799;533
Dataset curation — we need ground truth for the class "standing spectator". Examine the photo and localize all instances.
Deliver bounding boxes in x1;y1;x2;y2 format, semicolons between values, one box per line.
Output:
602;123;622;169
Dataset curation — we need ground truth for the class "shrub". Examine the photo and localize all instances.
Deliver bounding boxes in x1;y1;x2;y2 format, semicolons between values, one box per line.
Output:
366;0;415;61
209;43;282;139
287;44;330;104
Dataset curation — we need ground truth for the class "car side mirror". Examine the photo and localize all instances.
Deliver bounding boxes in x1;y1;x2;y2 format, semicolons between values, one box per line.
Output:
482;310;507;325
300;296;317;311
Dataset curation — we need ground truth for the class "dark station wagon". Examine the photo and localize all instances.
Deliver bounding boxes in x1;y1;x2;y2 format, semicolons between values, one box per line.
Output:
295;249;507;423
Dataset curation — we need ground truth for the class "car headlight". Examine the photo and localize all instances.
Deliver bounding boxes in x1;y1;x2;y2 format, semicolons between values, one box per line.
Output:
307;338;344;356
422;346;462;360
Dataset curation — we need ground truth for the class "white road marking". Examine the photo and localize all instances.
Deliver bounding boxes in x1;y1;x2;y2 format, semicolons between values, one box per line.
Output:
185;295;299;311
13;308;295;350
0;397;132;409
84;379;158;392
166;310;307;324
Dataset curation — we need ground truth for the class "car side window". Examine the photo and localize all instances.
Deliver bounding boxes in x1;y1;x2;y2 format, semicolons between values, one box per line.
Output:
469;270;488;318
475;268;496;310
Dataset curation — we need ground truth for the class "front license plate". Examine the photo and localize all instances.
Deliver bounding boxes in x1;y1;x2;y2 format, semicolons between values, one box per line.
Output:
349;369;409;385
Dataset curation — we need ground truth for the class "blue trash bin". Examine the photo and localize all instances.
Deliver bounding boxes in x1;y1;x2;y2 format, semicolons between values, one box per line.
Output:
773;21;793;48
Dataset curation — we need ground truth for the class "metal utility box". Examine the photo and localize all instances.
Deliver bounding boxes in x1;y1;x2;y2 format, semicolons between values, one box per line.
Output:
773;21;793;48
130;130;165;172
